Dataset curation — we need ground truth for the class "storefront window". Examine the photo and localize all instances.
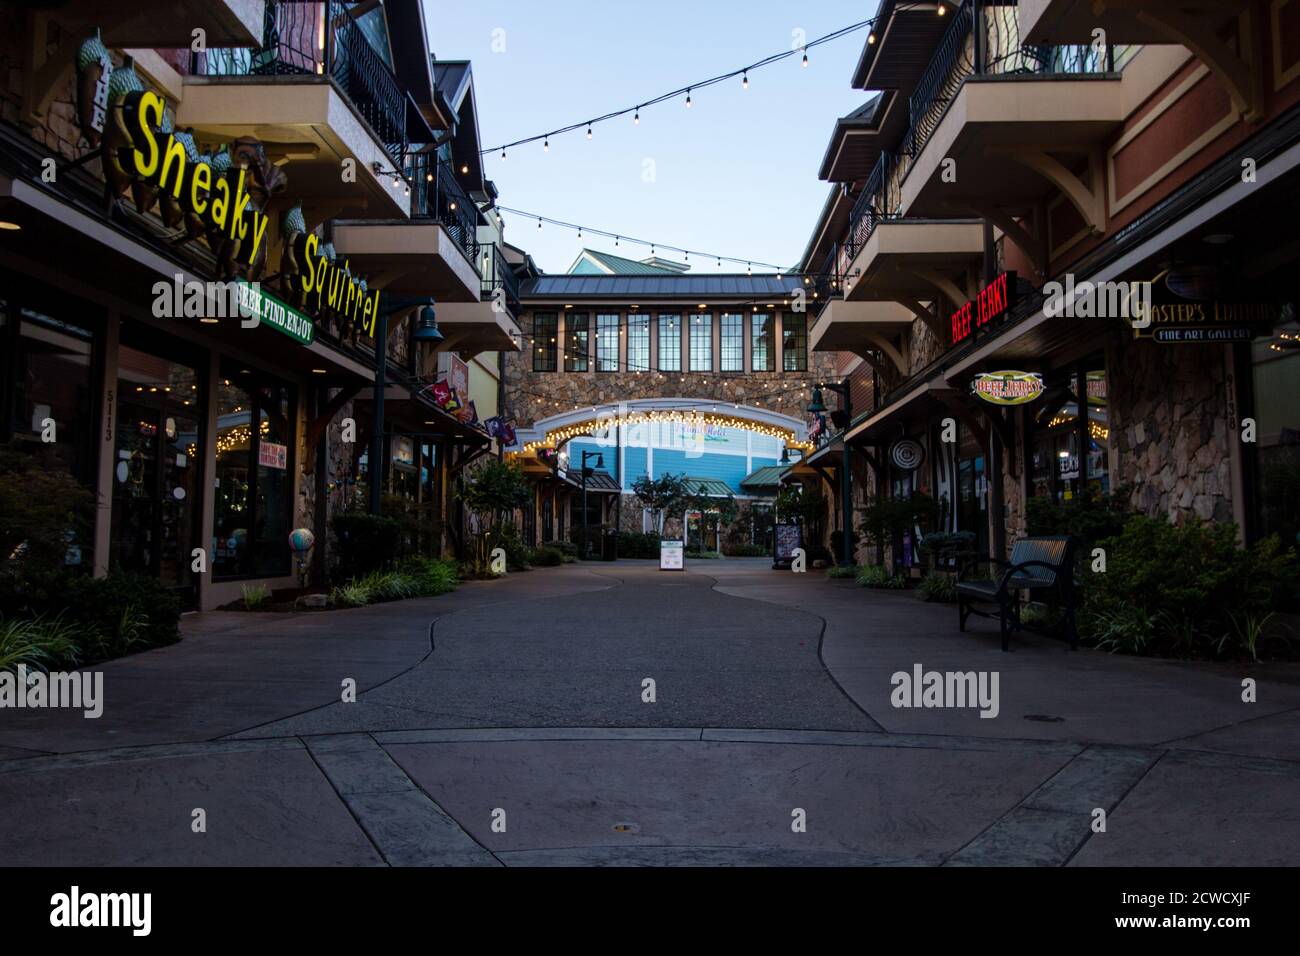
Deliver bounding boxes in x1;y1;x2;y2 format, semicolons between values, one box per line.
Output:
658;314;681;372
957;425;989;556
627;313;650;372
689;313;712;371
1031;372;1082;503
596;314;619;371
533;313;557;372
565;313;588;372
720;313;744;372
213;368;295;579
110;339;203;597
1251;321;1300;551
1084;368;1110;496
783;314;807;371
1;293;98;570
751;313;774;371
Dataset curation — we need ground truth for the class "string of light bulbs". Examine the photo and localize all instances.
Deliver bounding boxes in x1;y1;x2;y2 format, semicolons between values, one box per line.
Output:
497;205;798;274
482;16;881;158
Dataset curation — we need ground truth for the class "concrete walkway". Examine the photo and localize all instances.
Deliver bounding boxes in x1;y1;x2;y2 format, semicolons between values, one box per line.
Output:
1;559;1297;866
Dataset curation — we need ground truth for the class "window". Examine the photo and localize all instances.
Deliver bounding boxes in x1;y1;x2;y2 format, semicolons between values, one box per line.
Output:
720;313;744;372
689;313;712;371
658;314;681;372
533;313;557;371
783;314;807;371
751;313;774;371
596;313;619;371
1250;327;1300;554
213;368;296;579
628;313;650;372
565;312;589;372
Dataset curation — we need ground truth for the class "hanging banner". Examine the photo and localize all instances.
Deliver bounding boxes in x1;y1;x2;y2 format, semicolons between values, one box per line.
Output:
972;371;1044;406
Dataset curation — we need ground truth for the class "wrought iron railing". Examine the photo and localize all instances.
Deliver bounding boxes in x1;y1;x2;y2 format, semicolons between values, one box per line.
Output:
479;242;521;315
407;153;479;266
809;243;844;315
903;1;1116;161
192;1;410;165
846;151;898;260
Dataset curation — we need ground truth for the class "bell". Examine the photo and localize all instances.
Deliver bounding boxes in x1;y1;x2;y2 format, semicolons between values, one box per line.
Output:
806;386;827;415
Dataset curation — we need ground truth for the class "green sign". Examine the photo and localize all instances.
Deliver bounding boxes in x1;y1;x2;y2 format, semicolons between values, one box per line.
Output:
237;281;314;346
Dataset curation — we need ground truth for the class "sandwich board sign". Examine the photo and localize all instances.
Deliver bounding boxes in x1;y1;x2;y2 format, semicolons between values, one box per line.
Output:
660;539;684;570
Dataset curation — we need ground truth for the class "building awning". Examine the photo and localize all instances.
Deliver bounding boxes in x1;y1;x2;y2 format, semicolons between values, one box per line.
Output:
843;380;961;445
682;477;734;497
739;465;785;492
557;468;620;493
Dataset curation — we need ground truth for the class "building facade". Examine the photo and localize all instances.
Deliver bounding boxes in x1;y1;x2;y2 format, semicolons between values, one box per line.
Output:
797;0;1300;571
0;1;521;607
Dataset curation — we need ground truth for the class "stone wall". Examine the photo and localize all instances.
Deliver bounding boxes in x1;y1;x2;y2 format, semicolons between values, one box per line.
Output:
1105;331;1235;524
504;312;838;428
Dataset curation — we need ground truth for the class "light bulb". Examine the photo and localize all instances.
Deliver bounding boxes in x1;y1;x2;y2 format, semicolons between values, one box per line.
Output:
868;32;876;45
543;137;549;151
500;148;506;161
742;71;749;90
686;89;692;108
634;109;640;124
802;51;809;68
586;125;592;139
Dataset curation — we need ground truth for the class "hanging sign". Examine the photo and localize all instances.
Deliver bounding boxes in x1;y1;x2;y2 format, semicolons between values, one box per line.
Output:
236;281;314;345
889;438;925;471
972;371;1044;406
1135;269;1277;343
951;271;1017;345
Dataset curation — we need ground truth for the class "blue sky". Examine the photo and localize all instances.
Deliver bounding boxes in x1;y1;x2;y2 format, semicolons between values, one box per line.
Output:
424;1;879;275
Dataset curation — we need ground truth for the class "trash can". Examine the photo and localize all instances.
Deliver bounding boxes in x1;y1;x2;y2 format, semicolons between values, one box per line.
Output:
602;529;618;561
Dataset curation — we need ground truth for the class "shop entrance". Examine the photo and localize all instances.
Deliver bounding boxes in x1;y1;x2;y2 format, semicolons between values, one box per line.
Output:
110;343;204;607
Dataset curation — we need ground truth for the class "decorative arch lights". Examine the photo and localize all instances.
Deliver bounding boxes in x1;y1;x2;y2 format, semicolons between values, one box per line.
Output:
517;409;813;457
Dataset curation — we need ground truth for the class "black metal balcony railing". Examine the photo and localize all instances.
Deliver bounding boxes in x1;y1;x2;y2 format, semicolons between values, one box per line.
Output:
846;151;898;261
809;243;843;315
903;0;1115;160
479;243;521;315
192;1;409;165
406;154;479;266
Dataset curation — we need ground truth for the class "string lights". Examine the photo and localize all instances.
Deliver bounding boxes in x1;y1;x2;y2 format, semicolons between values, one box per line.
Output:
518;408;816;457
480;17;879;156
497;205;795;273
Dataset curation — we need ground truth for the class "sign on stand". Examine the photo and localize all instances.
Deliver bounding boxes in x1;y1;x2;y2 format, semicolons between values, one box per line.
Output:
660;539;684;571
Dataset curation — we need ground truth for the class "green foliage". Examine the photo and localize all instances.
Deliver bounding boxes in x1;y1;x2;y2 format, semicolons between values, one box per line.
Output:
496;523;532;571
459;460;531;574
331;581;371;608
331;512;400;580
632;473;689;534
528;546;564;567
58;573;181;659
825;564;859;580
723;543;769;557
333;557;460;608
685;549;722;559
774;484;827;537
916;571;957;603
0;615;85;672
1081;516;1298;658
241;583;271;610
398;556;460;596
918;531;977;567
544;540;579;559
1026;488;1132;551
0;445;94;577
858;493;941;546
856;564;905;589
615;531;662;559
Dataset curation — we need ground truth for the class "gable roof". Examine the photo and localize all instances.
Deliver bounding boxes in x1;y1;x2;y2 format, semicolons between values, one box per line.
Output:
521;273;801;301
566;248;688;276
683;477;734;497
740;465;786;490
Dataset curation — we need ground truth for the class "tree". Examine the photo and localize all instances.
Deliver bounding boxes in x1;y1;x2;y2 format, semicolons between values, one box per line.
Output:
686;491;738;551
631;473;688;537
774;483;827;544
458;459;531;574
0;445;93;578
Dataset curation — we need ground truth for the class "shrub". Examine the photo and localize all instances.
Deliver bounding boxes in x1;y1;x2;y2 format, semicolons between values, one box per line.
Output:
0;615;85;672
331;581;371;608
807;544;834;565
686;550;722;559
496;523;532;571
825;564;858;580
918;531;977;570
829;530;858;559
529;546;564;567
545;540;578;558
0;445;94;578
241;583;271;610
331;512;400;580
916;571;957;603
856;564;893;588
615;532;661;559
58;573;181;659
1081;516;1298;658
358;570;421;602
1026;489;1132;551
723;543;768;557
399;556;460;596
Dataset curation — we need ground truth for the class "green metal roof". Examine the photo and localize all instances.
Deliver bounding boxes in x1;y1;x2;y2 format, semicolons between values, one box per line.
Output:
683;477;734;497
740;465;785;490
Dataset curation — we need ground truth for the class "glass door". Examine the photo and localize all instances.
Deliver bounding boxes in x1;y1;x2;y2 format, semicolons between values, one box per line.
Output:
111;345;203;606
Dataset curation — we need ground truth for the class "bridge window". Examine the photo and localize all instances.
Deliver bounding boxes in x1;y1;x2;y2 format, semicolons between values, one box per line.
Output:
689;313;712;371
628;313;650;372
596;313;619;371
751;313;774;372
533;313;557;372
783;313;807;372
658;314;681;371
565;312;589;372
720;313;744;372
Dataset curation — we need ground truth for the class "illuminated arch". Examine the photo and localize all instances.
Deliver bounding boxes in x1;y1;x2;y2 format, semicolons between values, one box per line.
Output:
511;396;812;457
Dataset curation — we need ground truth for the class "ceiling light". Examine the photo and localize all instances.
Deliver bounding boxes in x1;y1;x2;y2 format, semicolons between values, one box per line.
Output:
0;220;20;231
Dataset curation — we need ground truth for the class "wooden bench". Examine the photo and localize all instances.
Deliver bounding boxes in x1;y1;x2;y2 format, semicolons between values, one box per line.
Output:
956;536;1078;651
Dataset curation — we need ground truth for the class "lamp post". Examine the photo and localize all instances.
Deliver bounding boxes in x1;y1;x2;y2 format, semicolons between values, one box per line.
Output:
807;380;854;567
371;295;443;517
580;450;603;560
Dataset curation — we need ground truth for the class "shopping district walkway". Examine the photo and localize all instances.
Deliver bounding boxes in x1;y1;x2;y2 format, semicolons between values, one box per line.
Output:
1;560;1298;867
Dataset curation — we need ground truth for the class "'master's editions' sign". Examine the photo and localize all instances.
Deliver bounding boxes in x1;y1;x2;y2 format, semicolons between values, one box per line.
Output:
972;371;1044;406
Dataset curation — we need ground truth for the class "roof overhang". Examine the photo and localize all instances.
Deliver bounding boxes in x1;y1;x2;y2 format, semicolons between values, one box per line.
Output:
852;1;951;90
1020;0;1238;45
332;219;481;301
844;380;961;445
845;219;984;302
810;299;916;356
434;301;522;354
63;0;264;48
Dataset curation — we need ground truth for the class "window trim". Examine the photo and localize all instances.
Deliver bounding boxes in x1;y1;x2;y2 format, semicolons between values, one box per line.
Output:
533;312;558;372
